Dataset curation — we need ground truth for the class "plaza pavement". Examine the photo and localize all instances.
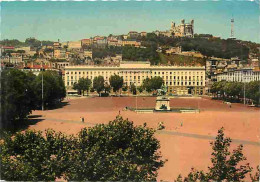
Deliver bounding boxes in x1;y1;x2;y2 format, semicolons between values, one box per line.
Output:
29;96;260;180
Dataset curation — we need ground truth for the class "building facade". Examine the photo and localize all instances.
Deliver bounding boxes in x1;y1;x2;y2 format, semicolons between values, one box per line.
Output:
170;19;194;38
216;67;260;83
64;62;205;95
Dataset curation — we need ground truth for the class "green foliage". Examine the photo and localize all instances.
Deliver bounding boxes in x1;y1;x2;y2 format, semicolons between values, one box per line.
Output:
122;85;128;92
141;34;251;60
73;78;92;96
1;116;165;181
246;81;260;105
250;165;260;182
1;69;36;129
211;81;260;104
104;82;111;94
142;78;153;93
137;86;144;93
65;116;165;181
0;38;54;48
208;128;252;181
109;74;124;93
34;71;66;108
122;46;159;65
176;127;252;181
142;77;164;93
93;76;105;96
0;129;76;181
0;39;25;47
130;83;137;95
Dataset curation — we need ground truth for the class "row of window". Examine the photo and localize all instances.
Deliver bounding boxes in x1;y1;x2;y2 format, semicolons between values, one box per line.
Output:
66;80;204;87
66;71;205;75
67;75;204;81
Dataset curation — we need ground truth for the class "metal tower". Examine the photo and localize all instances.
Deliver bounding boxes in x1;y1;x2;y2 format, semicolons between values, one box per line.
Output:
230;17;235;39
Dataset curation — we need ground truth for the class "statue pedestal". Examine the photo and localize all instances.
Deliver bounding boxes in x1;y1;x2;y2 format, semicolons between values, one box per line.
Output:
155;96;171;111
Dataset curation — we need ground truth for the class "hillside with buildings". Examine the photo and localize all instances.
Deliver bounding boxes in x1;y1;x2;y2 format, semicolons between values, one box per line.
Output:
1;19;259;97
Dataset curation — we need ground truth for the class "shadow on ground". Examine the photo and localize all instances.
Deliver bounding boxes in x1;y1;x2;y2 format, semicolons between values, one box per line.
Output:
46;101;70;110
0;115;45;135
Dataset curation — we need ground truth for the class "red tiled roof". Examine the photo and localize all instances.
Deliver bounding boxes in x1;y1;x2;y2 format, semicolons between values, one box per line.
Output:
2;46;15;49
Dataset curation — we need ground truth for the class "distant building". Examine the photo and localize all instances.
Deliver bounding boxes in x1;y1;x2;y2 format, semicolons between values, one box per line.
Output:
64;62;205;95
81;39;93;46
140;32;147;37
216;67;260;82
122;40;141;47
128;31;139;39
166;47;182;54
170;19;194;38
83;50;93;59
68;41;82;49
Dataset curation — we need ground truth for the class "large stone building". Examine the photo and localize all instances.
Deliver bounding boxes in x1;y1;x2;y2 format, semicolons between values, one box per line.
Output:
216;67;260;83
170;19;194;38
64;62;205;95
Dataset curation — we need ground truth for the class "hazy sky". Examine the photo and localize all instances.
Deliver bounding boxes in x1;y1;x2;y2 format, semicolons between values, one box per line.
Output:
1;1;259;43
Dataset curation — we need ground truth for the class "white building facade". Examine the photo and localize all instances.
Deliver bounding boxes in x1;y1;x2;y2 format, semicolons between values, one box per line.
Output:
216;68;260;83
64;62;206;95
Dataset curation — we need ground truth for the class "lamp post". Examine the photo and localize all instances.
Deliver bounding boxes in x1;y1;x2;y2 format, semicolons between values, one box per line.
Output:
243;70;246;105
41;61;44;111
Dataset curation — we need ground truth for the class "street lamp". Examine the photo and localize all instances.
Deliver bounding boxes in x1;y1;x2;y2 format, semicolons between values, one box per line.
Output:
243;70;246;105
41;61;44;111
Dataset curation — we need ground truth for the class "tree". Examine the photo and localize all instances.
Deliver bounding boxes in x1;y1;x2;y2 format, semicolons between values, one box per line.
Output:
142;77;163;93
0;129;76;181
150;76;164;91
1;69;36;129
109;74;124;94
130;83;137;95
1;116;165;181
137;86;144;94
73;78;92;96
93;76;105;96
250;165;260;181
34;71;66;108
65;116;165;181
104;82;111;94
176;127;252;181
142;78;152;93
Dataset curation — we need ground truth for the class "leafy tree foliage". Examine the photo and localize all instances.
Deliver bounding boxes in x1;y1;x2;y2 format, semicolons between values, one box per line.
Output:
109;74;124;93
176;128;253;181
142;78;153;93
211;81;260;105
142;77;164;93
137;86;144;93
34;71;66;108
93;76;105;96
0;130;76;181
1;116;165;181
142;34;251;60
1;69;36;129
250;165;260;182
73;78;92;96
130;83;137;95
1;69;66;129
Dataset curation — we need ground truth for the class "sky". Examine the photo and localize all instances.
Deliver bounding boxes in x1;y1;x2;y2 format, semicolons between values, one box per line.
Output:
1;1;259;43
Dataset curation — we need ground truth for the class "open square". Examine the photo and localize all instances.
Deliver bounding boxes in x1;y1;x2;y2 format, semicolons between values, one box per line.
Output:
29;96;260;180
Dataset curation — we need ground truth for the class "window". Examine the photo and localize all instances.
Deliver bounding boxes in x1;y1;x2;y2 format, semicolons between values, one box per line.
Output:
79;72;81;74
67;82;69;86
71;76;73;79
75;72;77;74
